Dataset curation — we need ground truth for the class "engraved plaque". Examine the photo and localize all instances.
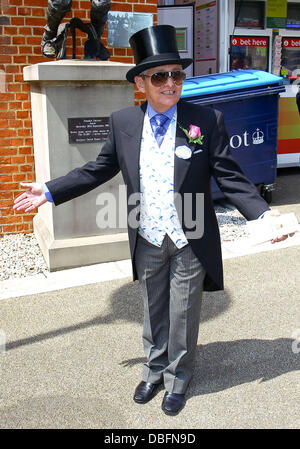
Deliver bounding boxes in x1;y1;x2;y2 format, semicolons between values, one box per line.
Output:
68;117;110;143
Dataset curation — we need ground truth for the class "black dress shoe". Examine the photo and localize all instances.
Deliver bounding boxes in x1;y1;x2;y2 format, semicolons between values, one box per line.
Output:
162;392;186;415
133;381;160;404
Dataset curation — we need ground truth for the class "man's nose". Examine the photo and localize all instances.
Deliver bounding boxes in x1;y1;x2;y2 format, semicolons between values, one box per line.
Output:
164;74;175;87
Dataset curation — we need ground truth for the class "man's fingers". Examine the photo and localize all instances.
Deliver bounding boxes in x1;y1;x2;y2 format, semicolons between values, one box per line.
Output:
14;201;32;211
271;234;288;244
13;192;28;205
13;197;31;209
14;196;39;211
269;208;281;217
16;202;37;212
24;205;37;213
271;231;296;243
20;182;33;188
14;186;35;205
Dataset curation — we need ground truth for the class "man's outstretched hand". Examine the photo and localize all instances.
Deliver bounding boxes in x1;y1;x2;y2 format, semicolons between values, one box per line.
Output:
263;209;295;243
13;182;47;213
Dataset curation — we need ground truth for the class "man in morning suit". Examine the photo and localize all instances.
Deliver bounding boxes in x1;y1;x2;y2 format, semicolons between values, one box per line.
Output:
13;25;290;416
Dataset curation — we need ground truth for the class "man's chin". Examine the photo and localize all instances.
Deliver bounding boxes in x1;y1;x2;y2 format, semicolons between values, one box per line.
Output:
159;94;179;108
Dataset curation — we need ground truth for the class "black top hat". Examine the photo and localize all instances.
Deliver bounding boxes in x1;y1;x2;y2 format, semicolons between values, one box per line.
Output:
126;25;193;83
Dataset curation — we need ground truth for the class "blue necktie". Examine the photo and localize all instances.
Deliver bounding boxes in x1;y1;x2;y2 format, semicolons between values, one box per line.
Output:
151;114;168;147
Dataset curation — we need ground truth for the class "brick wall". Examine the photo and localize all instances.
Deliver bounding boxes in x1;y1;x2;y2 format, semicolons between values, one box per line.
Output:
0;0;157;235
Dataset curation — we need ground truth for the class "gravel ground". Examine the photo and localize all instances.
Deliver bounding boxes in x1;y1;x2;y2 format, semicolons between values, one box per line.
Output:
0;204;248;282
0;233;49;281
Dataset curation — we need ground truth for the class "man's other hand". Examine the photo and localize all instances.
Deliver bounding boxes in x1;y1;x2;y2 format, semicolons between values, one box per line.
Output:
263;209;295;244
13;182;47;213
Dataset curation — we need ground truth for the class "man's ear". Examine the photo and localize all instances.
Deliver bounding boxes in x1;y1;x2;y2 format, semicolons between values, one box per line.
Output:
134;75;146;93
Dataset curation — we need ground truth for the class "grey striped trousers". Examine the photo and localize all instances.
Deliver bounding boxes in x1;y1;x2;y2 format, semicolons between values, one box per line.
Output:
135;234;206;394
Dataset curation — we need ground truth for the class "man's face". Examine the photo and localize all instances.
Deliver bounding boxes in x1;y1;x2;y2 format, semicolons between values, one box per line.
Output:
134;64;183;113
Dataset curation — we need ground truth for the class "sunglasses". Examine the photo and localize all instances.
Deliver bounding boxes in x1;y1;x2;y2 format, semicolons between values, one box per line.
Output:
141;70;186;87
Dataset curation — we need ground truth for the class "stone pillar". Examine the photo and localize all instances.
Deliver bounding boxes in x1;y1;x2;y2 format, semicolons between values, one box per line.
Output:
23;60;135;271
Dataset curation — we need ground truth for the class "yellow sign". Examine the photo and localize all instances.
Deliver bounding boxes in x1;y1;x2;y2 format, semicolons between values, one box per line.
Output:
266;0;287;18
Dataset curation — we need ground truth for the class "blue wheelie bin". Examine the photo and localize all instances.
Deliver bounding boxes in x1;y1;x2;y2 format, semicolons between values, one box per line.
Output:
181;69;285;203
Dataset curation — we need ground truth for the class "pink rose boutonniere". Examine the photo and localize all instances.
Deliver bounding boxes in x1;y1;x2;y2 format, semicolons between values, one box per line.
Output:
179;123;204;145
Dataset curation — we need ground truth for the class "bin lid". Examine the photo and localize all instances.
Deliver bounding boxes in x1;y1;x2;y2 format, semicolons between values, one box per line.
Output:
181;69;284;99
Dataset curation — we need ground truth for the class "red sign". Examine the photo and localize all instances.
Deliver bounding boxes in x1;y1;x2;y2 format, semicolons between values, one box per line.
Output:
282;38;300;48
231;37;269;47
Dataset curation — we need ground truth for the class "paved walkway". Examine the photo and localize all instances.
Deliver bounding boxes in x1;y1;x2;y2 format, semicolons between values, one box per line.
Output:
0;242;299;428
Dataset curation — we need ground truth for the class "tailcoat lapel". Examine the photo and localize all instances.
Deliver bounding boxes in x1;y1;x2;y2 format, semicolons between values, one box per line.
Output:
121;103;146;194
174;100;194;193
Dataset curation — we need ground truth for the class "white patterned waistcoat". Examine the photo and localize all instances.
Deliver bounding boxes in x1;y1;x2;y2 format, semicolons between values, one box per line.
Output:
138;110;188;248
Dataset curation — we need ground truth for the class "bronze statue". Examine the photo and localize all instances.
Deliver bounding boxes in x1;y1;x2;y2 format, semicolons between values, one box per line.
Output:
41;0;111;60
